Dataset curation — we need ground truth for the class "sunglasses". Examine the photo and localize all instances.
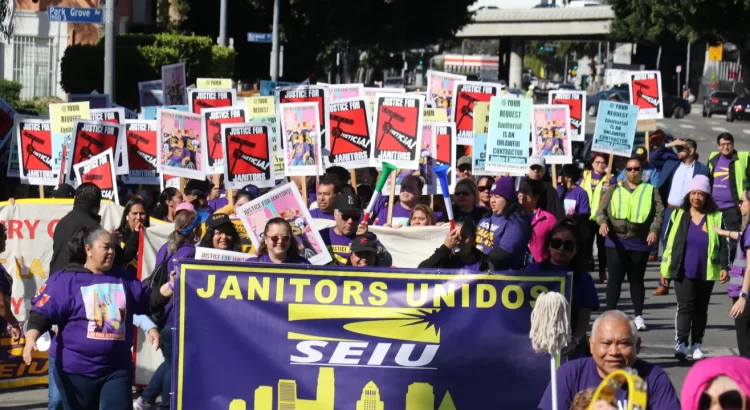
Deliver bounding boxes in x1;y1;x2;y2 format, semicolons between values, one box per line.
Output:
478;186;491;192
454;191;472;197
339;212;363;221
550;238;576;252
626;167;641;172
267;235;290;244
698;390;747;410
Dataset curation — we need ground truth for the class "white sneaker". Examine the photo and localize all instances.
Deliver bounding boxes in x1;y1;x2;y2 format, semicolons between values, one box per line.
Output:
634;316;647;331
691;343;705;360
133;397;153;410
675;342;689;360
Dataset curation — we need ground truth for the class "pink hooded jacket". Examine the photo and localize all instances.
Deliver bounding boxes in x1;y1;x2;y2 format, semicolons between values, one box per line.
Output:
681;356;750;410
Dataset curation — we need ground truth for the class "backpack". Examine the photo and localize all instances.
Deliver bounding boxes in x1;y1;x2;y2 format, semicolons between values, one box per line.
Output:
143;254;171;328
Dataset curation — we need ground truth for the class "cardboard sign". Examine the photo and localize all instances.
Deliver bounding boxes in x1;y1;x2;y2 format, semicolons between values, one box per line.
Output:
68;94;111;109
260;80;298;96
161;173;180;191
0;97;17;151
548;90;587;141
531;104;572;165
592;101;638;157
472;102;490;175
486;97;532;175
156;109;206;181
49;102;90;182
16;119;55;185
6;115;26;180
327;97;373;169
325;83;365;101
426;70;467;118
629;71;664;120
423;122;456;195
67;120;125;185
275;86;331;158
372;94;424;170
195;247;253;262
73;148;118;204
201;106;247;175
139;80;163;108
161;63;187;106
189;89;237;114
452;81;499;145
251;116;284;176
221;123;275;189
364;87;405;117
197;78;232;89
246;96;275;119
278;102;323;177
142;105;188;121
423;107;448;123
121;120;159;185
89;107;124;124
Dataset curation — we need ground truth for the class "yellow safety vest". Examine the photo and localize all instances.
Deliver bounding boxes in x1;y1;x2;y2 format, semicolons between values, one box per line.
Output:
708;151;749;199
660;210;722;280
609;183;654;224
581;170;606;221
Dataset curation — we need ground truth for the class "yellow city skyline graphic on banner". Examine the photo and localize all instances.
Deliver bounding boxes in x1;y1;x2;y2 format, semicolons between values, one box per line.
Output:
227;367;456;410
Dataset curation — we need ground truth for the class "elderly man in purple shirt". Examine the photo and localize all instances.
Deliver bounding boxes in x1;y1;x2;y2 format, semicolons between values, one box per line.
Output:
538;310;680;410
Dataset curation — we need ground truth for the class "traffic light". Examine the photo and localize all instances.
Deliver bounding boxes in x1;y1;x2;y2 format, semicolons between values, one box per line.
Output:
573;64;578;70
495;49;500;55
539;45;544;51
418;59;423;66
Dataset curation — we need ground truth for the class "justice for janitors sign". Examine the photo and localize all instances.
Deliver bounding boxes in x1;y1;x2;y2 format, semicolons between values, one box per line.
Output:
172;261;572;409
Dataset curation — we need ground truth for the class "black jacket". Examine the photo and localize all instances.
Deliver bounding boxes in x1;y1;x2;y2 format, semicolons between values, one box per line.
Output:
49;204;123;274
418;245;494;272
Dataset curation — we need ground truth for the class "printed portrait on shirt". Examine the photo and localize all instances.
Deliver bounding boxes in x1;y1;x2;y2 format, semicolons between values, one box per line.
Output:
81;283;127;341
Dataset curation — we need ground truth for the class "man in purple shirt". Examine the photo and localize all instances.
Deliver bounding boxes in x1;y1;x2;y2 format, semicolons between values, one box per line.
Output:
319;193;392;266
538;310;680;410
309;176;340;220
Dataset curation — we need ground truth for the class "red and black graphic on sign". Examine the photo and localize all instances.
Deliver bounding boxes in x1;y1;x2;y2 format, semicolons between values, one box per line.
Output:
19;120;53;178
551;94;583;138
189;89;235;114
328;98;371;167
630;73;662;116
454;83;497;138
374;96;421;163
69;121;121;182
90;108;121;124
125;121;158;179
278;87;329;148
204;108;246;169
223;124;272;188
76;151;116;203
435;124;454;190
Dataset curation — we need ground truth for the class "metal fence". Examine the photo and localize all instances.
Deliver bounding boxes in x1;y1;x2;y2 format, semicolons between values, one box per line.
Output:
12;36;57;100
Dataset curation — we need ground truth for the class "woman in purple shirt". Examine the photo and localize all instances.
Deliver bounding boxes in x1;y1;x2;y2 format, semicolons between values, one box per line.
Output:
558;165;591;260
22;226;172;410
660;175;729;361
251;218;310;264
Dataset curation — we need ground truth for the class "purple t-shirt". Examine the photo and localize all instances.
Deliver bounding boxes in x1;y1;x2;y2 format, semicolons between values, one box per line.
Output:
31;269;151;377
168;147;191;163
713;155;735;209
319;227;355;265
683;216;708;280
605;235;652;252
208;197;229;214
374;201;413;227
589;171;603;189
558;186;591;217
248;253;310;264
155;242;196;327
729;226;750;297
476;212;531;270
0;266;10;328
309;208;336;220
293;142;311;161
538;358;680;410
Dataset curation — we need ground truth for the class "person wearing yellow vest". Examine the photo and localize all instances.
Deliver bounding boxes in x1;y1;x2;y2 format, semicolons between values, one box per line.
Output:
660;175;730;361
708;133;750;259
582;152;615;284
596;157;665;331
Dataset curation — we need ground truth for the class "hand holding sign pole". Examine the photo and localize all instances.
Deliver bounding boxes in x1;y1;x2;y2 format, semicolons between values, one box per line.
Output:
362;161;396;224
434;165;454;230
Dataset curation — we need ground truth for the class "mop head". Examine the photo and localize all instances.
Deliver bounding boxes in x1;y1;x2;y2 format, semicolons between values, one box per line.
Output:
530;291;571;354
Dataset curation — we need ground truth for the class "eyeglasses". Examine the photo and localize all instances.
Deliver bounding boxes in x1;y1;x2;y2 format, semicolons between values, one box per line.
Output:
593;161;607;166
337;211;362;221
550;238;576;252
454;191;472;197
698;390;747;410
267;235;290;244
719;143;734;148
478;186;491;192
626;167;641;172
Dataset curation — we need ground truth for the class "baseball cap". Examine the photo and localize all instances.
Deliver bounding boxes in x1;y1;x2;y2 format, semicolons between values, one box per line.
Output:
350;233;378;254
335;192;363;212
206;213;233;230
457;156;472;168
175;202;196;214
529;156;545;168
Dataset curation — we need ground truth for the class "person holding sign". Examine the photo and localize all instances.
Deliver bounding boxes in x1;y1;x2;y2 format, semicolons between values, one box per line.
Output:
476;177;531;270
249;218;310;265
661;175;730;361
597;158;665;331
558;165;591;264
582;153;615;283
198;213;242;252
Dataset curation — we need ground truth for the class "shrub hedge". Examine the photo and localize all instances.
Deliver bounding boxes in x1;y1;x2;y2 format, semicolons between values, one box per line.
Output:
61;33;236;109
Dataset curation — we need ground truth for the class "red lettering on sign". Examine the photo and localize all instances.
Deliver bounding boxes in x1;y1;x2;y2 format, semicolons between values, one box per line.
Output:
7;220;22;239
24;220;40;240
48;219;60;238
10;297;22;315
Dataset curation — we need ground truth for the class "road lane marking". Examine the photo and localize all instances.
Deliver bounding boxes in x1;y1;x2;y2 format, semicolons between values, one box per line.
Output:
743;130;750;135
712;127;729;132
709;121;719;124
656;122;666;128
679;124;696;129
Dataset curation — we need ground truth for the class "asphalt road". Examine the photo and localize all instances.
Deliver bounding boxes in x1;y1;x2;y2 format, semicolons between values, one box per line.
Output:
2;106;744;408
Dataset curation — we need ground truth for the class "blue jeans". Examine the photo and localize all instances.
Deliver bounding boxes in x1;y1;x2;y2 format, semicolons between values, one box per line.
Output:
48;355;63;410
140;328;171;405
57;367;132;410
159;328;173;409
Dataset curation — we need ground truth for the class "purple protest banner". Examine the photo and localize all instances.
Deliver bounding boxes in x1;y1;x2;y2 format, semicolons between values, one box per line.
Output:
171;261;572;409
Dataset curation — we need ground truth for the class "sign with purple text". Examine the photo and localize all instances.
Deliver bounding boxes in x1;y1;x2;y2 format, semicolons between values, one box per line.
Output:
172;260;571;410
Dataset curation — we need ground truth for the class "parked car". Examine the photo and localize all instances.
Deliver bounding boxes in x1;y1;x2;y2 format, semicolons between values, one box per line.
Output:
558;83;576;90
586;87;690;118
726;97;750;122
567;0;604;6
703;91;737;117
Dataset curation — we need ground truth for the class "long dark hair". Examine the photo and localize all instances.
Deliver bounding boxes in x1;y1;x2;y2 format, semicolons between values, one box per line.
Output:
116;198;150;242
199;221;241;251
546;218;585;279
152;188;179;220
680;191;719;213
559;164;581;199
67;226;109;265
257;217;301;261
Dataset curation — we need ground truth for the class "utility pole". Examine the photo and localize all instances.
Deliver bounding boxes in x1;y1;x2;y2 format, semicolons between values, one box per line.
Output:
270;0;280;80
103;0;115;98
218;0;227;46
686;42;691;94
